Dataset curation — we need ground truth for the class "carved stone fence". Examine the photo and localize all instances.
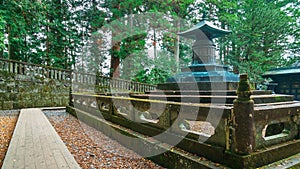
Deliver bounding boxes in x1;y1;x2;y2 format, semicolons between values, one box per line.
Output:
70;93;232;163
0;58;72;81
72;72;156;93
70;76;300;169
0;58;156;109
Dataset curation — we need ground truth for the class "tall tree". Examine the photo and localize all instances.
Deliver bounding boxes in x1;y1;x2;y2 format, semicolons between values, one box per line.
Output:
0;15;5;58
146;0;198;72
228;0;292;82
285;1;300;63
203;0;296;83
0;0;85;68
102;0;145;78
1;0;27;60
43;0;70;68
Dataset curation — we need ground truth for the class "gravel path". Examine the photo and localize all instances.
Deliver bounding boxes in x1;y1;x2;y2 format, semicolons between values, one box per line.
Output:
0;111;18;167
46;110;164;169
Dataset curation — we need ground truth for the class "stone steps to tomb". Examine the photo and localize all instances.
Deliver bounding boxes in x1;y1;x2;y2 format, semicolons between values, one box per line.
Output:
130;93;294;104
145;90;273;96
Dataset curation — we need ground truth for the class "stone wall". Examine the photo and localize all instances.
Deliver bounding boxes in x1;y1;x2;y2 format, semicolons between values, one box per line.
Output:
0;57;156;110
0;70;70;110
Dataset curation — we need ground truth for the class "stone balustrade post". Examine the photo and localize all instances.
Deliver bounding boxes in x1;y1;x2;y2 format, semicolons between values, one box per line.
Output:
231;74;255;155
14;63;18;74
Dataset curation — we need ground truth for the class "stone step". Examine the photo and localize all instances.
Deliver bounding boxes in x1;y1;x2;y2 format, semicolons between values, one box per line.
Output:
254;101;300;110
157;82;239;90
130;94;294;104
145;90;273;96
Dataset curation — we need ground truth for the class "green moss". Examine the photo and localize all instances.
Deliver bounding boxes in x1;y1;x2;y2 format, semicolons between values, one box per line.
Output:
236;74;252;101
275;96;283;102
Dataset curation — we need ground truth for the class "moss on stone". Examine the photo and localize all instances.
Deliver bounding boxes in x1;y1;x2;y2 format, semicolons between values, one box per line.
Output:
0;70;70;109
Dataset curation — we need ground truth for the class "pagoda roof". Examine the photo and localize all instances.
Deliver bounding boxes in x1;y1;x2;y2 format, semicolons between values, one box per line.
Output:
178;20;231;40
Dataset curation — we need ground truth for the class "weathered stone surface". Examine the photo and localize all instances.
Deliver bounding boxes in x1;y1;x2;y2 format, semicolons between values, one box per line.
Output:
0;71;70;109
2;101;14;110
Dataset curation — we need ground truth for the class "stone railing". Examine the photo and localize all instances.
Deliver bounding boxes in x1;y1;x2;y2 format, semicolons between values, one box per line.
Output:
0;58;157;109
72;72;156;93
70;92;231;162
0;58;71;81
0;58;156;93
69;74;300;168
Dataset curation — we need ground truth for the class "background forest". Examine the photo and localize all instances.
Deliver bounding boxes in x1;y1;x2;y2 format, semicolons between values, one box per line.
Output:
0;0;299;84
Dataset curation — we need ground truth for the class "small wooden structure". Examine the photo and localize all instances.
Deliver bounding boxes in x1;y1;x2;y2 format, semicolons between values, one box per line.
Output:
263;62;300;100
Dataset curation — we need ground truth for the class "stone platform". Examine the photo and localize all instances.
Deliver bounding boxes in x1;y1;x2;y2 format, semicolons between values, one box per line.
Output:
129;89;294;104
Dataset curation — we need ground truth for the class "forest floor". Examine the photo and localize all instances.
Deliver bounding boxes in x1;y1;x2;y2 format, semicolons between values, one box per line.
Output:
46;110;164;169
1;109;288;168
0;111;18;168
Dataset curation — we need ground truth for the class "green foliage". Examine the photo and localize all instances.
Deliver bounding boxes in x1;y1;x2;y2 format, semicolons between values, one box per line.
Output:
79;32;109;75
285;1;300;60
132;68;170;85
130;52;177;84
0;15;5;52
100;0;146;77
0;0;95;69
0;0;298;86
161;32;193;65
230;0;291;83
205;0;297;83
146;0;199;72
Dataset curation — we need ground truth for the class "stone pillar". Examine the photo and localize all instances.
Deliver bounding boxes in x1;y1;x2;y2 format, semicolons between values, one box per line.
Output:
232;74;255;154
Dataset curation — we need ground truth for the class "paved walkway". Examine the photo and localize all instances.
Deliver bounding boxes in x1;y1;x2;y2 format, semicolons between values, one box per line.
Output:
2;108;81;169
